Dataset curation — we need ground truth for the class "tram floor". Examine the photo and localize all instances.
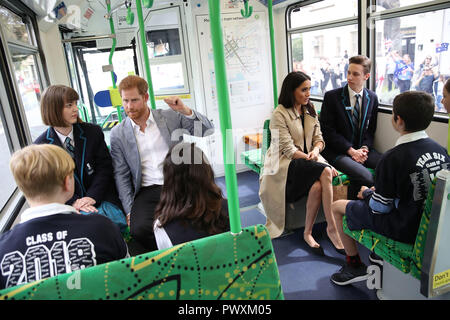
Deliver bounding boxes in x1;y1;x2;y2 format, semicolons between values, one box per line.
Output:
216;170;379;300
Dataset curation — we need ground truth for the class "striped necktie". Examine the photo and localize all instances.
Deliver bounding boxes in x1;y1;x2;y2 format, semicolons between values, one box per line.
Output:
352;94;361;145
64;137;75;158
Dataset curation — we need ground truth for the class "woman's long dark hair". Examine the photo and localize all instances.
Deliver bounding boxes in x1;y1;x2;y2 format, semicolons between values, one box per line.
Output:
154;143;228;235
278;71;317;117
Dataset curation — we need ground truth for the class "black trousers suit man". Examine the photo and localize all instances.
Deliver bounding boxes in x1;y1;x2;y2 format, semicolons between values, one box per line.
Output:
319;83;382;199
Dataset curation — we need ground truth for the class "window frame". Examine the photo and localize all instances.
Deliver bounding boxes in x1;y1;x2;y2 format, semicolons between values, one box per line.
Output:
286;0;450;122
286;0;360;100
368;0;450;120
138;5;191;96
0;1;48;230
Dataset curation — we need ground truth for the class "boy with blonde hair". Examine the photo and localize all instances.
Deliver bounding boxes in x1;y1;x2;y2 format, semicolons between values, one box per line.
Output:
0;144;128;289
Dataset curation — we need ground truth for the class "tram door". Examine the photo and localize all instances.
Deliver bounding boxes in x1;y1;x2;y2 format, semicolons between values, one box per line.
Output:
70;42;138;126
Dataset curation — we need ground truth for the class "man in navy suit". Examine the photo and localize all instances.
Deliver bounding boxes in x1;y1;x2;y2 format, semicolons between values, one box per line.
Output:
319;55;382;199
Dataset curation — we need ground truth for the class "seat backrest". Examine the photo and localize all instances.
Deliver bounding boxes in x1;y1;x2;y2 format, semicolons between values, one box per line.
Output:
410;178;436;279
261;119;271;157
0;224;283;300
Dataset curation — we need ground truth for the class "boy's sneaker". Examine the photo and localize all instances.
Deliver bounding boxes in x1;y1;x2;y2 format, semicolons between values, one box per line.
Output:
369;252;383;266
331;263;369;286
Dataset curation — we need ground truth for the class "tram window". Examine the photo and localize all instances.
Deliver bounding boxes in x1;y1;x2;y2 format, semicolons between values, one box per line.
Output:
0;119;16;210
76;47;136;119
9;49;44;140
150;62;185;91
290;24;358;97
373;8;450;113
289;0;357;29
146;29;181;57
0;6;32;45
0;4;45;141
287;1;359;99
143;6;189;95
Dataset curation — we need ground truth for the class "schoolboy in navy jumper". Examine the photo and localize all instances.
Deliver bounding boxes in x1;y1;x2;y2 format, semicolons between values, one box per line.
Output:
0;144;128;289
330;91;450;286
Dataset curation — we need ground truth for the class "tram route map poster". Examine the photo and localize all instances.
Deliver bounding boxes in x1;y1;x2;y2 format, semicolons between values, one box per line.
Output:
196;12;270;111
195;11;273;175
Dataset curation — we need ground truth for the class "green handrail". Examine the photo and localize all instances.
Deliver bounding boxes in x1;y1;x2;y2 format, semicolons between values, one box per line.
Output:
268;0;278;108
208;0;242;235
106;0;123;122
136;0;157;110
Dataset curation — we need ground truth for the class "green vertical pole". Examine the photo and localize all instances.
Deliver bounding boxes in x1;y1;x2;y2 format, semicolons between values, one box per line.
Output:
208;0;242;235
268;0;278;108
136;0;157;109
106;1;123;122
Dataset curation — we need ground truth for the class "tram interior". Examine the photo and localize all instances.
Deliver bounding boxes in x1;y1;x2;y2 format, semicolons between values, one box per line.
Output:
0;0;449;300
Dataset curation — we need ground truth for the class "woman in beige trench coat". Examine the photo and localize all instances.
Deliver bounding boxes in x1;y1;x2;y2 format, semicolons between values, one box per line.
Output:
259;71;344;255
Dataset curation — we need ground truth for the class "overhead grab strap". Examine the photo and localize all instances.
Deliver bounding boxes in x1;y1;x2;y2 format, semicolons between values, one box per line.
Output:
241;0;253;18
142;0;154;8
208;0;242;235
125;1;134;25
105;0;123;122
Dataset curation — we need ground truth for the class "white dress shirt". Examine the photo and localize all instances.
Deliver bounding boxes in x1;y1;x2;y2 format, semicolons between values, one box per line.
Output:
55;127;75;149
347;86;364;112
130;110;169;187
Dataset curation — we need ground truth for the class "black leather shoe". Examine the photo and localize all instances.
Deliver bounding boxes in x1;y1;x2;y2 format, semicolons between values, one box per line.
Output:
303;240;325;256
326;234;346;255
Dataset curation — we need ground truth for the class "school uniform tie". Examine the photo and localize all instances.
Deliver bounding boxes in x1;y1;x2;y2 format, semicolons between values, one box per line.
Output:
64;137;75;158
352;94;361;146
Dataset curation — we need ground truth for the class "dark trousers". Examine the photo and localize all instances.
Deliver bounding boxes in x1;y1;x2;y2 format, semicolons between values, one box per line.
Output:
130;185;162;252
330;149;382;200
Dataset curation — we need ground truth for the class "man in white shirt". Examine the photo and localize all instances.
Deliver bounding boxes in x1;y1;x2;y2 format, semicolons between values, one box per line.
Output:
319;55;382;199
110;75;214;252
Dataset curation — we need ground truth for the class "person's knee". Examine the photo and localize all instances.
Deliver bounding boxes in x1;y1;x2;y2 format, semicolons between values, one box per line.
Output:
359;170;374;186
331;200;347;217
321;167;333;182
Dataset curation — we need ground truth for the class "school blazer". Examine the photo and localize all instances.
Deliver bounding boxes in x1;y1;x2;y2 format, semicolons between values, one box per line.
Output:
319;85;379;162
110;108;214;214
35;122;119;207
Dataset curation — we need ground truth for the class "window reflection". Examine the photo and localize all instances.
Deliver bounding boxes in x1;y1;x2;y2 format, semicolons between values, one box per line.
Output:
0;5;31;45
374;9;450;112
10;51;44;140
291;24;358;97
146;29;182;58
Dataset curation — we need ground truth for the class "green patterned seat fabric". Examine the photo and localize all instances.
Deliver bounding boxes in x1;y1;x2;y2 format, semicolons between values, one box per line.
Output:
343;216;413;273
241;119;271;175
410;179;436;279
0;224;283;300
343;178;436;279
240;148;262;174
